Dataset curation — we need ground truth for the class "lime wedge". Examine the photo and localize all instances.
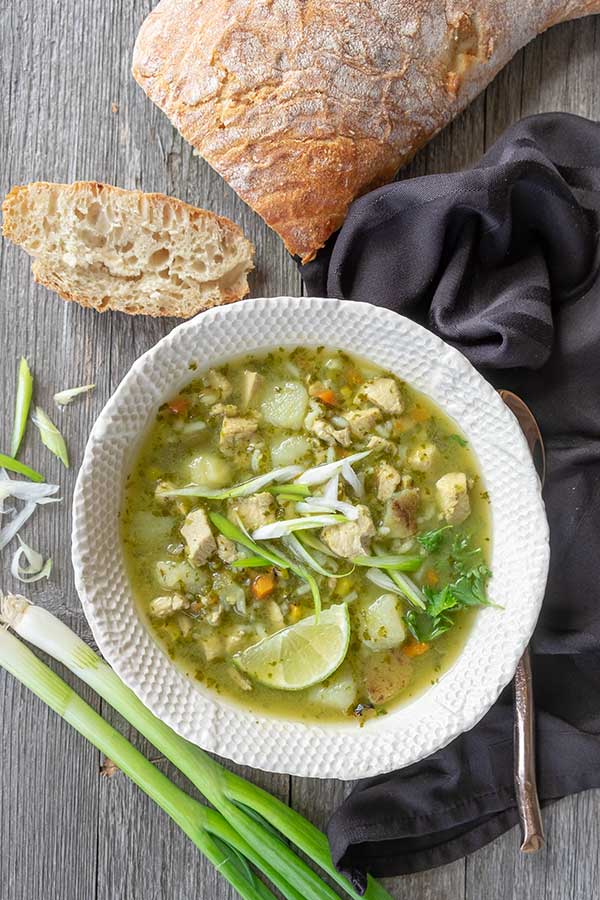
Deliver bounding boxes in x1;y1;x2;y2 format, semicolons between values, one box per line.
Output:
234;604;351;691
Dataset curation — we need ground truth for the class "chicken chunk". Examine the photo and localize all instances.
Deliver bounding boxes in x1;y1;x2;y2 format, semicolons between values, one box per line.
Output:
149;593;186;619
180;508;217;565
207;369;232;399
311;418;352;447
346;407;381;438
367;435;396;455
436;472;471;525
321;505;375;558
240;370;264;410
216;534;237;564
383;487;420;538
219;416;258;453
374;462;402;502
363;378;404;415
408;442;438;472
229;492;275;531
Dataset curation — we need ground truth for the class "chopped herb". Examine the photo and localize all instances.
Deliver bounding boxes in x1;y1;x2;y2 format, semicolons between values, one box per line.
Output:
448;433;468;447
417;525;452;553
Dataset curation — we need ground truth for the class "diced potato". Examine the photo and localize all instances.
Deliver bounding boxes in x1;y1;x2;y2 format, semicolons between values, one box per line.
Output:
260;381;308;431
130;512;176;549
155;559;208;594
365;651;413;705
359;594;406;650
307;664;357;712
181;508;216;565
270;435;311;467
188;453;231;488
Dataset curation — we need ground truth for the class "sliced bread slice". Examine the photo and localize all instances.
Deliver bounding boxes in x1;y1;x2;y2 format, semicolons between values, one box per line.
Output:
2;181;254;318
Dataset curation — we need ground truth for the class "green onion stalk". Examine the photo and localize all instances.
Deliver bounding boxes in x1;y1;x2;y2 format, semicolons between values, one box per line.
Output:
0;595;392;900
10;357;33;458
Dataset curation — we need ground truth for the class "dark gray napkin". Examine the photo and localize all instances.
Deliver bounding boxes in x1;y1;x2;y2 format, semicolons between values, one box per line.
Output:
300;113;600;886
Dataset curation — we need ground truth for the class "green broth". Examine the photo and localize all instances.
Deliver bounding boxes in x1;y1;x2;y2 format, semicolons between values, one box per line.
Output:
121;347;491;724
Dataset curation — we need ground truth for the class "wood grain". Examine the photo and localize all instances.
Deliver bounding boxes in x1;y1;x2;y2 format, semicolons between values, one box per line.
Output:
1;3;599;899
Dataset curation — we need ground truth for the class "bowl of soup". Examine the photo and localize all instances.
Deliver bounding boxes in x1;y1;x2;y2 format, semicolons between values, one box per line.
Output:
72;297;549;778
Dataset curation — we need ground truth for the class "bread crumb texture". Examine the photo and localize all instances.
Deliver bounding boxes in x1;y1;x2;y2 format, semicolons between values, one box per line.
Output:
1;181;254;318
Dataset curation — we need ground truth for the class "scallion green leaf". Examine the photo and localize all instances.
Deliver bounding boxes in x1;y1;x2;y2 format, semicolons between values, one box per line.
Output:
10;357;33;458
32;407;69;468
54;383;95;406
0;453;44;483
352;554;422;572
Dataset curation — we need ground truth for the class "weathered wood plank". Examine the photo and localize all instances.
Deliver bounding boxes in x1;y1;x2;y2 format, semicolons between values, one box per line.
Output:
1;4;600;900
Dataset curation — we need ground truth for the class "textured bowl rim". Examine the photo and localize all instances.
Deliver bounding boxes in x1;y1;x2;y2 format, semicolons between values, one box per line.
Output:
72;297;549;779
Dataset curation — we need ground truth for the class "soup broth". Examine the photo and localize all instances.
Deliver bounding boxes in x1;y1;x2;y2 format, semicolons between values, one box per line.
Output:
121;347;492;723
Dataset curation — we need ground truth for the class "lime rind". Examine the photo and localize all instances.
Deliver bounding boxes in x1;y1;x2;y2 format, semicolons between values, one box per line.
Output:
234;604;350;691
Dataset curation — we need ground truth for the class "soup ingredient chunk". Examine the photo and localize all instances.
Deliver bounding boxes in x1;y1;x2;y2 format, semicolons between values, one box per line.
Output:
150;593;187;618
383;485;420;538
260;381;308;430
374;462;401;502
234;604;350;690
363;378;404;415
180;507;216;565
311;418;351;447
321;505;375;557
219;416;258;453
408;442;438;472
360;593;406;651
240;370;264;409
365;650;412;705
346;407;381;438
229;492;275;530
436;472;471;525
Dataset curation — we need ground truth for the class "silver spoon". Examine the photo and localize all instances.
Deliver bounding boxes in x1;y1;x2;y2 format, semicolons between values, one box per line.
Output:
499;390;545;853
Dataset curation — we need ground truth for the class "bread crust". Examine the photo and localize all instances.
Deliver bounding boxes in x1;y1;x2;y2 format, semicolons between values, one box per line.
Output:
133;0;600;262
2;181;255;318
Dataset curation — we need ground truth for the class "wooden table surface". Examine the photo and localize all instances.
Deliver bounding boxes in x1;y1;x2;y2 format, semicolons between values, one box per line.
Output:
2;4;599;899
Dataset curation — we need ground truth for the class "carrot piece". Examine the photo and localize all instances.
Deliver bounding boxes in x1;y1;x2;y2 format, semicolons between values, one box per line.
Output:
424;569;439;587
313;388;338;406
403;641;431;657
251;573;276;600
167;395;189;415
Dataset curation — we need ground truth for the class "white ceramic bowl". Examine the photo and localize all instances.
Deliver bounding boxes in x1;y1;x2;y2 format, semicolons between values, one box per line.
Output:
72;297;549;779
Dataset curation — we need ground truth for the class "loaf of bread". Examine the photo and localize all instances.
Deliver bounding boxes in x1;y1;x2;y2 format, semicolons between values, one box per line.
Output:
133;0;600;262
2;181;254;317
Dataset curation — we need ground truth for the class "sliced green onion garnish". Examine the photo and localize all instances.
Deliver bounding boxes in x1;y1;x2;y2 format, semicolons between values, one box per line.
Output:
10;357;33;458
157;465;302;500
31;407;69;468
252;514;346;541
0;453;44;482
365;567;427;610
352;554;422;572
232;556;274;569
209;513;291;570
54;383;95;406
296;531;339;559
282;534;353;580
267;484;310;498
295;450;371;486
0;597;393;900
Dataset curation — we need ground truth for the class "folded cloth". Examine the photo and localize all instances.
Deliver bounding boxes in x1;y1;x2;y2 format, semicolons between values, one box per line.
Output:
300;113;600;886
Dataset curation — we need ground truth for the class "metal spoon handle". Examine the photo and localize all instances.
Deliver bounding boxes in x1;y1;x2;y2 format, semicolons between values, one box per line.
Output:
513;648;545;851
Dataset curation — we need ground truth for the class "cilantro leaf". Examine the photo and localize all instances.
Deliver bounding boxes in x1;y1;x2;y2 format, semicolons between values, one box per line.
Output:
405;610;453;643
417;525;452;553
449;564;493;607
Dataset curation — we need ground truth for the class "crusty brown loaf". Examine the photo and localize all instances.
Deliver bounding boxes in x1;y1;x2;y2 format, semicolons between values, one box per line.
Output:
2;181;254;317
133;0;600;263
